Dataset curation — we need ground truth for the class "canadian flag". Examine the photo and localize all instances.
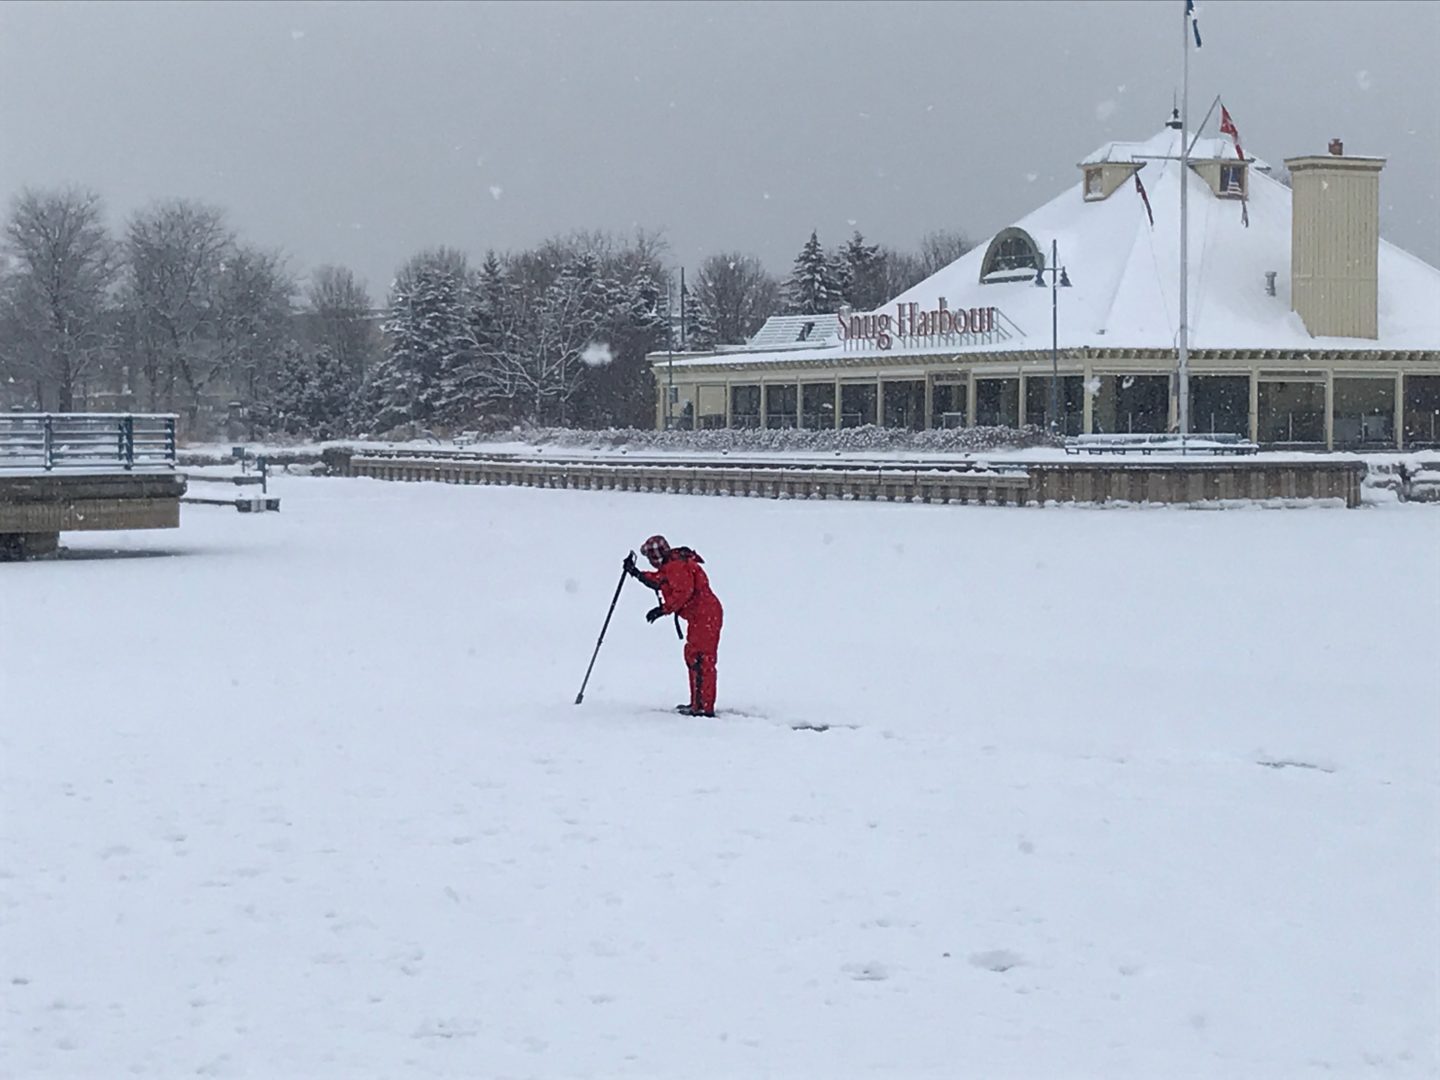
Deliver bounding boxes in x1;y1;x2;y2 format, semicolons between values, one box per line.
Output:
1220;105;1245;160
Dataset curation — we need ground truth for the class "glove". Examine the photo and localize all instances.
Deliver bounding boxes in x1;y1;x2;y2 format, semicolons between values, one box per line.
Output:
645;605;665;624
623;551;639;578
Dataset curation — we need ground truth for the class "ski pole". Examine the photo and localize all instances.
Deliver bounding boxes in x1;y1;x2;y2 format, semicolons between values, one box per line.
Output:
575;561;629;705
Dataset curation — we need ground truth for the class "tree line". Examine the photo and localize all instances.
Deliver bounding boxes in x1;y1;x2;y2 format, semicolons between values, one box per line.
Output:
0;185;969;438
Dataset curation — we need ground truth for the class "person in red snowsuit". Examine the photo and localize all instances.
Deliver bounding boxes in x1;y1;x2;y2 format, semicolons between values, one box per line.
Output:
624;534;724;717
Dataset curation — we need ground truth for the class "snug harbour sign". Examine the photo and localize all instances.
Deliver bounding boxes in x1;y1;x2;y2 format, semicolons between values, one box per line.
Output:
837;299;1011;351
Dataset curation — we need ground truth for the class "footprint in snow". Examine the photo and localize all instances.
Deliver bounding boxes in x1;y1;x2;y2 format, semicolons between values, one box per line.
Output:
842;961;891;981
969;949;1023;973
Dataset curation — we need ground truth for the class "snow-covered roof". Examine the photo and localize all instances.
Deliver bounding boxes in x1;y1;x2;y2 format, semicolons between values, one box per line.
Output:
741;313;842;351
1081;128;1271;172
663;125;1440;371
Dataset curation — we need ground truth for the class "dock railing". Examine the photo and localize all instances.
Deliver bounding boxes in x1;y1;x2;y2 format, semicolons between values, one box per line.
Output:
0;414;177;472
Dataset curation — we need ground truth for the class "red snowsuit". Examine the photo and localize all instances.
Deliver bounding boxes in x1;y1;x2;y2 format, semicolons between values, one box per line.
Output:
638;548;724;714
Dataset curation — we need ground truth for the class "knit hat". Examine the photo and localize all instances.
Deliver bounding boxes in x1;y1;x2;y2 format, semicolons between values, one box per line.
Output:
641;534;671;565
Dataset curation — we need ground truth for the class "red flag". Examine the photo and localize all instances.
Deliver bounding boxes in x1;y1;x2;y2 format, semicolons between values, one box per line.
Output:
1220;105;1245;160
1134;172;1154;227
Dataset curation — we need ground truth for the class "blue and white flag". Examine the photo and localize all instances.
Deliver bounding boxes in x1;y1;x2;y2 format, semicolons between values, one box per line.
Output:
1187;0;1203;47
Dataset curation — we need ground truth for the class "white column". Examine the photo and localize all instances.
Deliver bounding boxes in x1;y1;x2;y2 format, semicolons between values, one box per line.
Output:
1324;370;1335;451
1395;372;1406;451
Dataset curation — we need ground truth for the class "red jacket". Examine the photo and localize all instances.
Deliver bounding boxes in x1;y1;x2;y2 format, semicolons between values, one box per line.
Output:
639;548;723;629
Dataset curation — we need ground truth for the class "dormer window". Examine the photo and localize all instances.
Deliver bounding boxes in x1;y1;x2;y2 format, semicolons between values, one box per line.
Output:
1079;161;1143;202
1220;163;1247;197
980;227;1043;284
1193;159;1251;199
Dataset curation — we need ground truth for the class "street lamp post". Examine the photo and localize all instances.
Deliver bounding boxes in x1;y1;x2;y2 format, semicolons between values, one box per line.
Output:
665;281;675;431
1034;239;1072;436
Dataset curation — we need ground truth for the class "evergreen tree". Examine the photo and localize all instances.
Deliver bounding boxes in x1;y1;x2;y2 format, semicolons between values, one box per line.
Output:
682;280;719;351
839;230;886;311
262;340;313;435
370;251;473;432
828;249;852;311
785;230;840;315
307;344;354;437
263;342;353;439
473;251;506;345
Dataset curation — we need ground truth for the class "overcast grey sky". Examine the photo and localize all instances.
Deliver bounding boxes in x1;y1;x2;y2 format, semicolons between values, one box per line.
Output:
2;0;1436;297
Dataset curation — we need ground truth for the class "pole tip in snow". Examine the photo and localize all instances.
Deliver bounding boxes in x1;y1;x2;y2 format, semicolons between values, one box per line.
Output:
574;693;584;705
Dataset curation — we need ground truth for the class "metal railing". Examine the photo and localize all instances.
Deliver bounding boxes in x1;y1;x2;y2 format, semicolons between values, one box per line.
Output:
0;413;177;472
338;444;1025;476
1065;432;1259;455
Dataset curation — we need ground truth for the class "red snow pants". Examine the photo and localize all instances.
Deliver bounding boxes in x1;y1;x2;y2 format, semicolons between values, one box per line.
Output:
683;610;722;714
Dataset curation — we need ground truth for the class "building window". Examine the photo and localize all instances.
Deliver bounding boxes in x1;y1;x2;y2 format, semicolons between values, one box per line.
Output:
1219;164;1247;197
696;384;727;429
975;378;1020;427
882;380;926;431
931;382;967;429
840;383;877;428
730;384;760;428
764;383;798;428
1257;381;1324;445
980;228;1044;284
1403;375;1440;447
1084;167;1105;200
801;383;836;430
1023;375;1085;436
1333;378;1396;449
1189;375;1251;438
1091;375;1170;434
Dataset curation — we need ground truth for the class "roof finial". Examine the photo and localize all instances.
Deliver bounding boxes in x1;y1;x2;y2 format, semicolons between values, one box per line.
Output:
1166;101;1182;130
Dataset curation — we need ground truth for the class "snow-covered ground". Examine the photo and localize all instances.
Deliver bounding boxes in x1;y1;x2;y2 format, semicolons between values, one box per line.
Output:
3;476;1437;1078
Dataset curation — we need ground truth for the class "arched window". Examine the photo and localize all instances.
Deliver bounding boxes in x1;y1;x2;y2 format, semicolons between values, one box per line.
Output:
980;228;1044;283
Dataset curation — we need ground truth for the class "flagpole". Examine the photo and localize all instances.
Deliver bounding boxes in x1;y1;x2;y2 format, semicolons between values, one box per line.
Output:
1178;0;1191;447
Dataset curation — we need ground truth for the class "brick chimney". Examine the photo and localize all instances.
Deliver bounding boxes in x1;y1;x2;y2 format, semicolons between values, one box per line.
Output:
1285;139;1385;339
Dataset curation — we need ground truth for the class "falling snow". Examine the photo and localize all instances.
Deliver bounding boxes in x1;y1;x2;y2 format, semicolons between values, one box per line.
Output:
580;342;614;367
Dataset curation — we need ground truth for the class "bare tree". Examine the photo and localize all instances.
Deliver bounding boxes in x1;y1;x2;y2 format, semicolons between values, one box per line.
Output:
305;265;378;383
0;187;118;411
692;252;781;344
877;247;927;298
474;253;614;424
868;231;973;301
121;200;296;433
122;199;234;414
214;244;296;409
917;229;974;276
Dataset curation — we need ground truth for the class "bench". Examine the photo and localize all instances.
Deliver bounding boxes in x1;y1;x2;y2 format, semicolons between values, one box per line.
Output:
181;456;280;512
181;494;281;512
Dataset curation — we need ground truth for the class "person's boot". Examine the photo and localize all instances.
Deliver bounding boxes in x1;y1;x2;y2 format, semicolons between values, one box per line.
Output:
675;704;697;716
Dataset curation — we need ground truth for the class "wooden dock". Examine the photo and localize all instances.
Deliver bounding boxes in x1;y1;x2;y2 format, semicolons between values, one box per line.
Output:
322;447;1366;508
